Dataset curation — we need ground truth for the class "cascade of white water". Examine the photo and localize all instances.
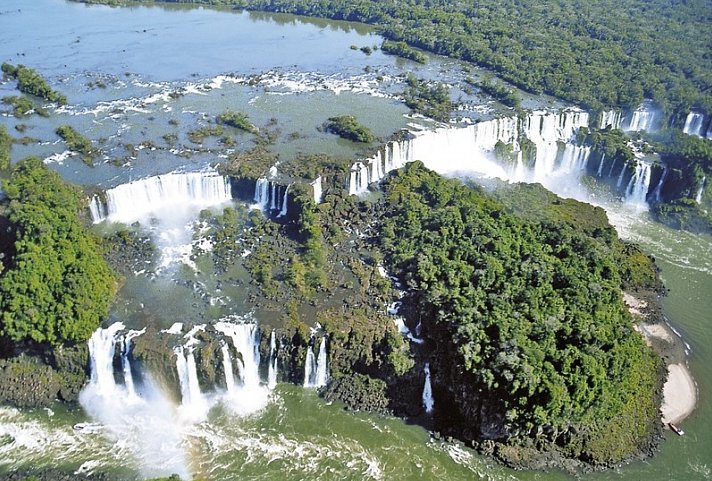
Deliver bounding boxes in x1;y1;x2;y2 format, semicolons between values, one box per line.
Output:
268;331;278;389
346;109;593;201
87;322;125;395
596;154;606;177
558;144;591;175
683;112;706;137
89;196;107;223
277;184;290;217
81;325;190;477
696;177;706;204
616;163;628;188
311;176;322;204
422;363;434;414
600;110;623;130
314;337;328;388
90;171;232;224
253;178;270;210
520;111;587;181
270;183;278;211
214;321;262;389
708;122;712;140
220;342;237;394
348;167;359;195
122;329;146;399
359;162;369;188
370;151;384;183
625;103;657;132
625;161;652;206
303;344;317;388
651;167;668;203
174;345;208;418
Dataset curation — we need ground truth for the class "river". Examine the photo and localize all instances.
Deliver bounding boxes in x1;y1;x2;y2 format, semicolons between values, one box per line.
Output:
0;1;710;480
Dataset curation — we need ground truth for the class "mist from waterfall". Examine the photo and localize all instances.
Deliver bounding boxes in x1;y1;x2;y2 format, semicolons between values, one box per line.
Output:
79;323;190;479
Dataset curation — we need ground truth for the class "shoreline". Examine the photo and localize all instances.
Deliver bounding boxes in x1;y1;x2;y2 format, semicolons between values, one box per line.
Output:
624;291;697;426
661;363;697;424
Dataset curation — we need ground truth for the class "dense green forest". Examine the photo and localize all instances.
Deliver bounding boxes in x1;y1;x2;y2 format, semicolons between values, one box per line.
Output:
379;162;662;463
1;63;67;106
323;115;375;143
76;0;712;118
0;158;116;347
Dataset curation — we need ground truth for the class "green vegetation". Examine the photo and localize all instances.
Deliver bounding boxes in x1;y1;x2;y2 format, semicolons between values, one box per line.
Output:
2;95;49;118
187;125;224;144
0;158;117;347
55;125;96;166
469;77;521;109
323;115;375;143
381;40;426;64
216;110;259;134
1;63;67;105
79;0;712;117
488;181;663;291
402;74;452;122
0;125;11;171
220;144;277;180
380;162;662;463
649;131;712;232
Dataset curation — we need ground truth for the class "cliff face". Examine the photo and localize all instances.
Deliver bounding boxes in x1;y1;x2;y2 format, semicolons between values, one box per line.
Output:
0;156;668;473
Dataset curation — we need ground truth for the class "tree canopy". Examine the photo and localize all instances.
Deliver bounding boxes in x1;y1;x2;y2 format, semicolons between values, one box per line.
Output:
379;162;662;462
82;0;712;117
1;63;67;105
0;158;117;346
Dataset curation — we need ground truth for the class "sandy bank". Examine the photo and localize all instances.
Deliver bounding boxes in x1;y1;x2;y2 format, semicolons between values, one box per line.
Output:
661;363;697;425
623;291;697;426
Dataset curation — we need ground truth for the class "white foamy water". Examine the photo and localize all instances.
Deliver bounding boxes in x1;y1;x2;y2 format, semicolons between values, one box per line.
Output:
214;317;270;416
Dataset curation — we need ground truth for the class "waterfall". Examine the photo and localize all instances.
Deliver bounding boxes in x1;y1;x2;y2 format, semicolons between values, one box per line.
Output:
89;196;107;223
269;183;278;211
87;322;125;396
303;344;317;388
175;345;208;419
422;363;434;414
302;336;329;389
314;337;328;388
596;154;606;177
277;184;290;217
651;167;668;203
616;163;627;188
696;177;706;204
346;109;589;195
221;342;237;394
122;329;145;399
268;331;278;389
253;178;270;210
683;112;706;137
557;144;591;175
89;171;232;224
624;161;652;206
80;324;190;477
600;110;622;130
311;176;323;204
215;320;262;389
624;102;658;132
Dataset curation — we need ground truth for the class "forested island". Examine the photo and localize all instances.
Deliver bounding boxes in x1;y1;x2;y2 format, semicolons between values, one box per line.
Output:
0;1;709;479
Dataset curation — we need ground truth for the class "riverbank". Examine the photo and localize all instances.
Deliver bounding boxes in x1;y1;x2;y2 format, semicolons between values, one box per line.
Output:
661;364;697;424
624;291;697;426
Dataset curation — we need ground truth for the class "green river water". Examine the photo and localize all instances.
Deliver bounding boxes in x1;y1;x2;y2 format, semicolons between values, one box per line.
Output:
0;1;709;480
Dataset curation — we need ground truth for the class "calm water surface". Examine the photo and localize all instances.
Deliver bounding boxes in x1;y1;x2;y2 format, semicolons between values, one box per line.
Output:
0;1;709;480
